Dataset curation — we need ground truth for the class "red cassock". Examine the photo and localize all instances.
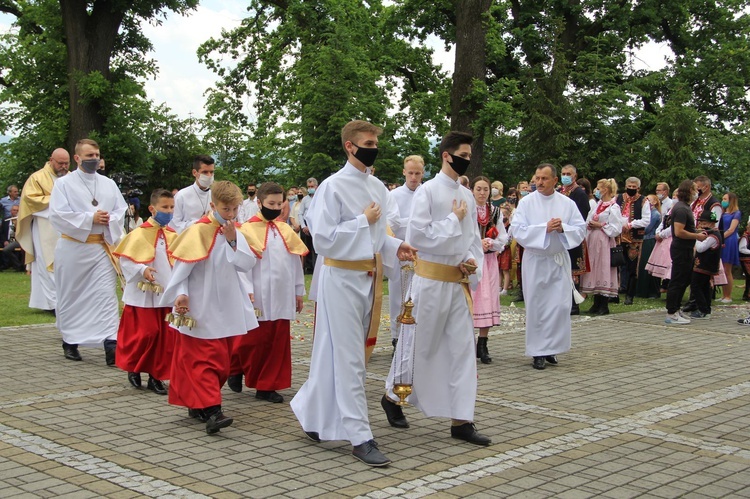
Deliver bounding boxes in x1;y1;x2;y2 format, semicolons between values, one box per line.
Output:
169;335;231;409
230;319;292;391
115;306;176;380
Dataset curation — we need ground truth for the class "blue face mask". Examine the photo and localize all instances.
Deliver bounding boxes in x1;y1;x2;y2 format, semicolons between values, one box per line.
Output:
594;189;601;200
213;210;227;225
308;187;316;195
153;211;172;226
721;200;729;209
520;190;529;197
561;175;573;186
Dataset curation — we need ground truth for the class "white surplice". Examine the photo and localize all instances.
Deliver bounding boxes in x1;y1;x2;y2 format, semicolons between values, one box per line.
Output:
290;162;401;446
385;171;483;421
120;230;173;308
240;225;305;321
510;191;586;357
170;184;211;234
160;233;258;339
49;169;127;347
386;184;420;339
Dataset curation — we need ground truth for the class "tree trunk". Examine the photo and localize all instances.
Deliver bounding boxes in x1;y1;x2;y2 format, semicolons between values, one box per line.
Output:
59;0;125;154
450;0;491;180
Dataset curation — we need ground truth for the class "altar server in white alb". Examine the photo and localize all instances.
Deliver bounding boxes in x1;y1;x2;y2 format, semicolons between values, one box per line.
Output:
291;120;415;468
386;155;424;349
510;163;586;371
49;139;127;365
160;181;259;435
381;131;492;446
15;148;71;312
170;154;215;234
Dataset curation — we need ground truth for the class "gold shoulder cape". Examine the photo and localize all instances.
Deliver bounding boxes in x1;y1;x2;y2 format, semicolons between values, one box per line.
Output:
240;215;309;256
113;219;178;265
16;163;57;265
169;214;258;262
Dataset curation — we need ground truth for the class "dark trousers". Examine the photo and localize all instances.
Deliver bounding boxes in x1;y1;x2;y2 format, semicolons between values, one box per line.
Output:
666;246;694;314
300;230;316;274
691;272;713;314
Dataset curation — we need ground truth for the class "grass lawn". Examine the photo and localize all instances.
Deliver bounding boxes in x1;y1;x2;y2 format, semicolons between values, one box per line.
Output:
2;269;745;328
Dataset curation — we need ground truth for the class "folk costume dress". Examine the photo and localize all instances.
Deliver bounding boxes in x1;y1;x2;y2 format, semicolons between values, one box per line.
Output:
384;171;484;421
16;162;61;310
232;213;307;392
290;162;402;447
580;199;623;297
386;183;420;340
113;219;178;380
471;203;508;328
160;213;259;410
645;208;674;280
49;169;127;348
170;184;211;234
510;191;586;358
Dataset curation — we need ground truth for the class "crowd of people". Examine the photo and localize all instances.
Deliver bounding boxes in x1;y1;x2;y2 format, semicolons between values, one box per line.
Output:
4;122;749;468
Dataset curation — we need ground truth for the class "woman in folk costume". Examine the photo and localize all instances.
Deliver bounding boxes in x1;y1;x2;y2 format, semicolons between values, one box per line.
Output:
645;191;676;294
580;179;624;315
470;176;508;364
229;182;308;403
113;189;179;395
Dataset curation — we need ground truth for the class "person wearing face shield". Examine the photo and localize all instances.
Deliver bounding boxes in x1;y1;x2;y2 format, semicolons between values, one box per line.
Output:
49;138;128;365
15;148;71;312
170;155;216;234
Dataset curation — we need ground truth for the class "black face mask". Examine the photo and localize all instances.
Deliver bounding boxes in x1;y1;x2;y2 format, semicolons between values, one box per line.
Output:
448;153;471;176
352;143;379;167
297;193;304;200
626;188;638;197
508;197;517;205
248;190;256;197
261;206;282;221
697;189;704;197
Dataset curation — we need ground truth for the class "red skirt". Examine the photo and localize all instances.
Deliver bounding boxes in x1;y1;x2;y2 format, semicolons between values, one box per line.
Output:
497;248;511;271
169;334;231;409
115;305;176;380
230;319;291;391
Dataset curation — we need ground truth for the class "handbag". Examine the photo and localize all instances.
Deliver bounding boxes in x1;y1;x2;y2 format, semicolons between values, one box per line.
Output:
610;241;626;267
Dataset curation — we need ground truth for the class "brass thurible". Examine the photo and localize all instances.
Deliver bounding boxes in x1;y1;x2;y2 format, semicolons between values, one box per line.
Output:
165;312;196;330
137;280;164;295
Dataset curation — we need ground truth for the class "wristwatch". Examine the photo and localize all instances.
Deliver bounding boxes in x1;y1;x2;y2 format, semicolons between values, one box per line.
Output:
227;239;237;248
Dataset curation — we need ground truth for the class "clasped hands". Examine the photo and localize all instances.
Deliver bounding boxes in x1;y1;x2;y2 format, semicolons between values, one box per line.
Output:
546;218;564;233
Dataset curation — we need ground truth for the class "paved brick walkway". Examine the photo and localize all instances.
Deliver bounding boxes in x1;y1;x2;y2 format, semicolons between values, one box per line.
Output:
1;299;749;498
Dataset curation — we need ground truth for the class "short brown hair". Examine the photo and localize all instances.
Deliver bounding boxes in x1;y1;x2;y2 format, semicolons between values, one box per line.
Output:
149;188;173;206
211;180;243;206
193;154;215;170
75;138;99;155
439;131;473;156
341;120;383;151
257;182;284;202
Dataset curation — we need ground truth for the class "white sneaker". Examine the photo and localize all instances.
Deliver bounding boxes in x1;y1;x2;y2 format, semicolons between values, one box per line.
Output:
499;289;508;296
665;313;691;325
718;298;732;304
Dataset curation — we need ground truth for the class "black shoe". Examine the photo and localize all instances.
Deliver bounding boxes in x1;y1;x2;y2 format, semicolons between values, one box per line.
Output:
682;302;697;313
545;355;558;365
570;303;580;315
62;342;82;361
188;408;208;422
451;422;492;446
624;296;633;305
476;337;492;364
147;376;167;395
127;372;142;388
532;356;546;370
352;439;391;467
205;411;233;434
609;295;620;304
227;374;243;393
255;390;284;403
304;431;321;443
105;348;116;366
381;395;409;428
586;295;602;314
596;301;610;315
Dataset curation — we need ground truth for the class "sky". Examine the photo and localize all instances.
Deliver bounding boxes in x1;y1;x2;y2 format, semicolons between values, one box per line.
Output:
1;1;669;124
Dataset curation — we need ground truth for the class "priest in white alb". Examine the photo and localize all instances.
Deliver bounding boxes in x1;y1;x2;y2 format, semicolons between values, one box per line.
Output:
16;148;71;312
49;139;127;365
510;163;587;371
170;155;215;234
